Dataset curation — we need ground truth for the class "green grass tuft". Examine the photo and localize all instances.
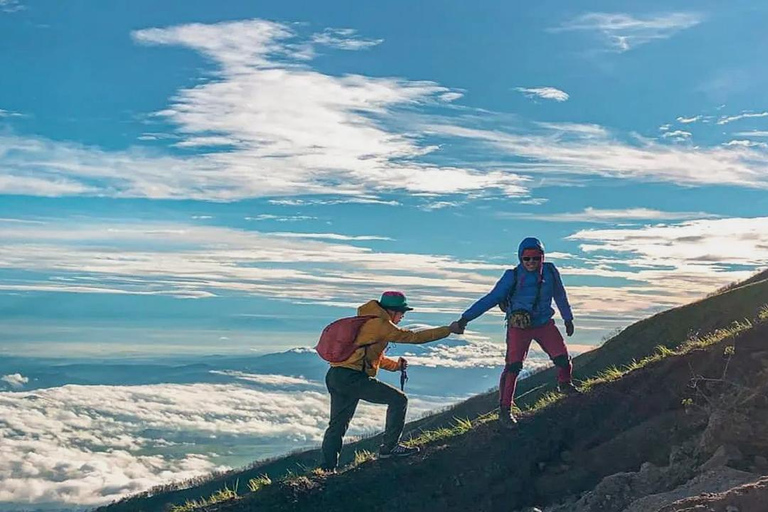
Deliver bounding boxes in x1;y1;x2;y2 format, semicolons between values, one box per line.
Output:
404;416;475;448
169;483;238;512
247;474;271;493
527;390;563;412
352;450;376;467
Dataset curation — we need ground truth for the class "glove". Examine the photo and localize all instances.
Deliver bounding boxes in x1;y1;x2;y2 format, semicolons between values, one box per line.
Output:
565;320;575;337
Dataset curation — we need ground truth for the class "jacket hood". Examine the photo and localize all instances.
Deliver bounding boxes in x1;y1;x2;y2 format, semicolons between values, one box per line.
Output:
358;300;391;320
518;237;545;261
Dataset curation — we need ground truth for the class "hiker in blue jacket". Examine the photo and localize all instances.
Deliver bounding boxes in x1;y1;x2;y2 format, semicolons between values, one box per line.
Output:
456;237;578;428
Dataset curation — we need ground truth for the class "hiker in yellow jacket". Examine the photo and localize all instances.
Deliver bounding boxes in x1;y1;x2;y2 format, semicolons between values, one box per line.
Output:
320;291;463;470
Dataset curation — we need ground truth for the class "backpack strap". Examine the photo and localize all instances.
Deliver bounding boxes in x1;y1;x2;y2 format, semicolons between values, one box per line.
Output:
531;263;555;313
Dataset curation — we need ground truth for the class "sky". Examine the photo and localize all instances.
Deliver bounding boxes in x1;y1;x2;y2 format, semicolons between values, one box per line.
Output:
3;0;768;509
2;0;767;358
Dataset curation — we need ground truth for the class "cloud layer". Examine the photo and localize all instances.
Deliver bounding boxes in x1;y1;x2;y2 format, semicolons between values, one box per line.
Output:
0;377;450;508
2;215;766;349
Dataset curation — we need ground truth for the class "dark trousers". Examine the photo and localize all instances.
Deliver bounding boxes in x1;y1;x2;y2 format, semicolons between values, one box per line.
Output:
321;366;408;470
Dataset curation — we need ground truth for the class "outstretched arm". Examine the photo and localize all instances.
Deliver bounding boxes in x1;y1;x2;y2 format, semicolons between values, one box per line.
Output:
379;320;452;345
459;269;516;325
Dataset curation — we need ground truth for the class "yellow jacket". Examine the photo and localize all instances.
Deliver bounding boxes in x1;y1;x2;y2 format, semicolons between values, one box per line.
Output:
331;300;452;377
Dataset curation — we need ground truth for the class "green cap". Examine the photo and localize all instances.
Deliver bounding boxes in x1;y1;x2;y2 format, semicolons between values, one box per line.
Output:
379;291;414;312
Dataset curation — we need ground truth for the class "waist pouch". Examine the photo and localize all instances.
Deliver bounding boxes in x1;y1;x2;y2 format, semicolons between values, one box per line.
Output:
507;309;532;329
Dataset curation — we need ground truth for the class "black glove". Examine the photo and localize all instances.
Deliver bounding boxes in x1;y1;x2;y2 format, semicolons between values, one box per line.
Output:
565;320;575;337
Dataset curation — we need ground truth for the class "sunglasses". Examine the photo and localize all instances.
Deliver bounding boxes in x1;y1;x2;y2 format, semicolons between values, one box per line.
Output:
522;256;542;262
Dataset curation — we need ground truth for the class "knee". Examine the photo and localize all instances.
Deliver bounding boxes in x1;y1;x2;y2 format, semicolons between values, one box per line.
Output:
389;391;408;409
552;354;571;368
504;362;523;375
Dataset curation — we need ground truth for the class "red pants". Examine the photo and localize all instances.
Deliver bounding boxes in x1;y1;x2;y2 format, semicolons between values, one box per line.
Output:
499;320;572;408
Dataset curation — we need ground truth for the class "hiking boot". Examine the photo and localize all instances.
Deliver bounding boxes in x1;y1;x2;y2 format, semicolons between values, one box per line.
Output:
379;443;420;459
498;407;518;430
557;381;581;395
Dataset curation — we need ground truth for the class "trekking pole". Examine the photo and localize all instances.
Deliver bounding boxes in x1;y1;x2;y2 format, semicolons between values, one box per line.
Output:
400;367;409;391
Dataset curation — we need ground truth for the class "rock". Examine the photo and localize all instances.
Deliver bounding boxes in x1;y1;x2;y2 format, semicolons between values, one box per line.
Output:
699;411;753;455
701;444;743;472
624;467;759;512
725;505;739;512
754;455;768;469
560;450;574;463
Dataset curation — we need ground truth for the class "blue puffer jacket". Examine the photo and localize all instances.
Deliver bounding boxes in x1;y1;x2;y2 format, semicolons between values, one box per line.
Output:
461;237;573;327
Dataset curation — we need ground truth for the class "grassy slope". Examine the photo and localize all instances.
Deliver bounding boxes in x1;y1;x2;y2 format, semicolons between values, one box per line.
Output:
204;308;768;511
97;270;768;512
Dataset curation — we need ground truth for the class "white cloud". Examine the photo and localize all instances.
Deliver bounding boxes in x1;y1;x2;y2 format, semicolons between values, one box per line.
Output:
724;139;768;149
0;108;23;117
718;111;768;125
734;131;768;138
268;232;393;241
553;12;702;52
129;19;526;199
245;214;318;222
1;374;28;389
311;28;383;50
567;217;768;272
418;201;461;211
268;197;401;206
0;380;449;507
519;198;549;205
0;20;527;201
499;207;718;223
515;87;569;102
661;130;692;141
426;123;768;189
676;115;702;124
0;0;23;13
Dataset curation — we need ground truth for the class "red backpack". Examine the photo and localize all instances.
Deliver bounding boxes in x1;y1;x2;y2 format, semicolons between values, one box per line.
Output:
315;315;378;362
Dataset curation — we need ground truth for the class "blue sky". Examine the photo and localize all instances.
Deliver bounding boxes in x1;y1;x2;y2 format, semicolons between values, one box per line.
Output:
2;0;768;359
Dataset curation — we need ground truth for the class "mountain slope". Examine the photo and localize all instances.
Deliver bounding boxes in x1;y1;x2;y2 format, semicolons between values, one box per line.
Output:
199;312;768;511
98;269;768;512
